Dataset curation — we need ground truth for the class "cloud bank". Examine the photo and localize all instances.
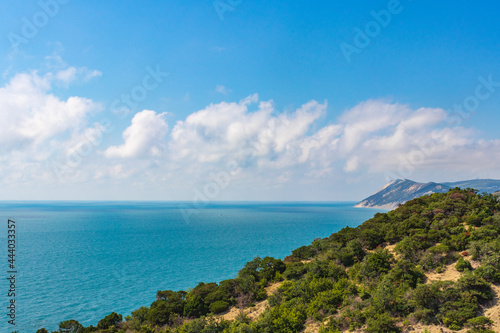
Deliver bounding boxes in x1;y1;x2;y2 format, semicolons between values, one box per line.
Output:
0;68;499;200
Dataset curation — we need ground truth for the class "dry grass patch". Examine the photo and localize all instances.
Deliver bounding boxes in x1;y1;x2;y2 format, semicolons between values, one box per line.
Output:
220;282;283;322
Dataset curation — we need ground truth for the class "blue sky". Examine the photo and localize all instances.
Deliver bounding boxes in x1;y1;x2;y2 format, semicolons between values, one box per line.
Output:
0;0;499;201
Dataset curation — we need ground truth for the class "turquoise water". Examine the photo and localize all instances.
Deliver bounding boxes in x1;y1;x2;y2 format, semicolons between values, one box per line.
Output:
0;202;381;332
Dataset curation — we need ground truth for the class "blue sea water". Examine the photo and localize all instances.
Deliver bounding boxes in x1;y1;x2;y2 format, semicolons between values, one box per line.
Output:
0;202;381;332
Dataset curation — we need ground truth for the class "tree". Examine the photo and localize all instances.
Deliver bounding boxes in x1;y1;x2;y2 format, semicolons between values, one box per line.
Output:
360;249;393;280
59;320;84;333
155;290;186;315
131;306;149;324
183;294;208;318
259;257;286;281
146;300;174;326
97;312;122;330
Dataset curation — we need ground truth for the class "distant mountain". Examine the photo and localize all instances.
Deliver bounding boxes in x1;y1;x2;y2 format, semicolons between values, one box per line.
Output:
442;179;500;194
494;191;500;196
355;180;449;210
356;179;500;210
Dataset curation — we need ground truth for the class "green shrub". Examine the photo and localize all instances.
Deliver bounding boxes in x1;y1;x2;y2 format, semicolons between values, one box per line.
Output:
365;312;401;333
58;320;84;333
359;249;393;280
140;325;155;333
467;316;494;330
291;245;315;260
97;312;122;330
474;254;500;283
456;257;473;272
435;266;445;273
283;262;307;280
209;300;230;314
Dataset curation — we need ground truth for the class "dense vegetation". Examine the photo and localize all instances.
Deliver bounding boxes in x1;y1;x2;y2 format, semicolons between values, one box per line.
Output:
35;188;500;333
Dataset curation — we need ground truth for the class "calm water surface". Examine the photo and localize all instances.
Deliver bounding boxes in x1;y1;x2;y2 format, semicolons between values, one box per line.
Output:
0;202;382;332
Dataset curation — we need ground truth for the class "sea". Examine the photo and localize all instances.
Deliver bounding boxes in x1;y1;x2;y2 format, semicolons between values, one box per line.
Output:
0;202;382;332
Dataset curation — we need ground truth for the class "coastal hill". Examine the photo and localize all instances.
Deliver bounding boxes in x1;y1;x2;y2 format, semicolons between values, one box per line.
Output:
355;179;500;209
36;188;500;333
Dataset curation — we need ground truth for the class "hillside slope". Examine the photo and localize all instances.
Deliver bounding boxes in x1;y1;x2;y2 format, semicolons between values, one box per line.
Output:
38;189;500;333
354;179;450;210
356;179;500;209
443;179;500;194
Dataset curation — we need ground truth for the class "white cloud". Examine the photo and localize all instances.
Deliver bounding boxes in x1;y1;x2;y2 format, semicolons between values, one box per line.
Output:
56;67;78;83
344;156;359;172
216;85;231;95
104;110;169;158
55;66;102;85
0;71;98;151
45;48;102;85
169;95;326;169
1;66;500;201
339;99;407;152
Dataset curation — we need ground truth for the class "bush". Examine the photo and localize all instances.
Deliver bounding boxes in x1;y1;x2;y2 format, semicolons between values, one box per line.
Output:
283;262;307;280
359;249;393;280
474;254;500;283
97;312;122;330
435;266;445;273
256;304;307;333
183;295;208;318
457;272;494;302
291;246;315;260
59;320;84;333
456;257;473;272
467;316;494;330
365;312;401;333
209;300;230;314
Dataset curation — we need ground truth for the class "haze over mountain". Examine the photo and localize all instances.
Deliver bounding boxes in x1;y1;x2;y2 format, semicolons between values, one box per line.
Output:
355;179;500;209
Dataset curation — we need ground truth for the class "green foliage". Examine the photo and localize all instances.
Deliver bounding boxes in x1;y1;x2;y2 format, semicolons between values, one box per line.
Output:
140;324;155;333
59;320;84;333
36;329;49;333
283;262;307;280
256;303;306;333
365;312;401;333
291;245;315;260
175;317;229;333
46;189;500;332
456;257;473;272
359;248;393;280
467;316;494;331
474;253;500;283
411;273;493;329
97;312;122;330
183;294;208;318
209;300;230;314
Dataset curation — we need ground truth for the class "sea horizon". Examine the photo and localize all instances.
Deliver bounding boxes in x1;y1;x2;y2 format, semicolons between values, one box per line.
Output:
0;201;382;332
